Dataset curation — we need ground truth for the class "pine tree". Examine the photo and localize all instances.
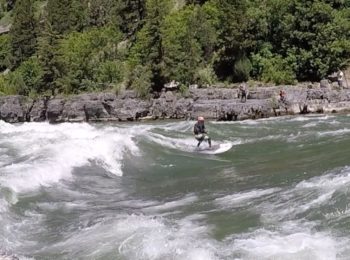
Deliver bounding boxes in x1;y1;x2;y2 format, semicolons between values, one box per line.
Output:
70;0;88;32
212;0;250;81
46;0;72;34
88;0;112;27
37;21;61;95
9;0;36;69
112;0;146;36
6;0;15;11
37;0;72;94
129;0;172;90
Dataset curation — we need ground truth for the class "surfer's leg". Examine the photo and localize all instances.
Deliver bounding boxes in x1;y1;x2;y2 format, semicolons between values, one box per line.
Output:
204;135;211;148
195;134;204;147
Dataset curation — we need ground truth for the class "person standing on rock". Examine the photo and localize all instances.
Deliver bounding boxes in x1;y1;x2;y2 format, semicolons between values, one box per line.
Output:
279;90;286;103
338;69;344;88
238;84;247;103
194;117;211;148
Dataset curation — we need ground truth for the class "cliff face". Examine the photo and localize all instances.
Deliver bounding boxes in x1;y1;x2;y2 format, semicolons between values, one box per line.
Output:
1;85;350;123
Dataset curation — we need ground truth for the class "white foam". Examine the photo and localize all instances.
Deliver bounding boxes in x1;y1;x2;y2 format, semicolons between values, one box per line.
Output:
37;213;219;260
211;120;259;125
156;121;194;133
0;122;140;193
289;116;315;122
215;188;280;208
0;198;8;213
147;132;235;155
317;128;350;137
296;191;335;213
231;229;337;260
289;115;334;122
143;194;198;213
302;122;318;128
296;167;350;190
197;143;233;155
146;132;196;150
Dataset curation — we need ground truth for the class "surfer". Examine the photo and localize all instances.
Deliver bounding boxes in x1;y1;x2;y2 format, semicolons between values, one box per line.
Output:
194;116;211;148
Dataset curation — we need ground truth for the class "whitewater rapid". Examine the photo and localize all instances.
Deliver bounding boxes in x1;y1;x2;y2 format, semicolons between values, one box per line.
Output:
1;116;350;259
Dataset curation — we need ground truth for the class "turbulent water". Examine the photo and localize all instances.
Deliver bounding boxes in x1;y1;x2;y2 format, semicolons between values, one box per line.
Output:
2;115;350;259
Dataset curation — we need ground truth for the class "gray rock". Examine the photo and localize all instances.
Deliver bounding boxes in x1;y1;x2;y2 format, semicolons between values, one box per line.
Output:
118;90;137;100
248;89;275;99
4;82;350;124
320;79;330;89
61;99;86;122
29;97;48;122
113;99;151;121
84;100;110;121
189;88;238;100
46;99;65;123
0;96;27;123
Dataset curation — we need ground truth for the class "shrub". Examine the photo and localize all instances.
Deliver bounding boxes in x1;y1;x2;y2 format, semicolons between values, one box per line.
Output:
234;56;252;82
58;26;123;94
251;47;297;85
128;64;152;98
17;57;43;93
195;66;217;87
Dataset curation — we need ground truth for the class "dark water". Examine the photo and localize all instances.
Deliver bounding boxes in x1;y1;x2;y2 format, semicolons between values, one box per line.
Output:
1;115;350;259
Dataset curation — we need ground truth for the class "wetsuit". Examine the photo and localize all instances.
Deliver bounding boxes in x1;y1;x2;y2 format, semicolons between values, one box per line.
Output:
194;122;211;147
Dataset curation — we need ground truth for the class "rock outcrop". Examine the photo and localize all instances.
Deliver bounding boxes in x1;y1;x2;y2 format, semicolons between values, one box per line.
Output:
1;85;350;123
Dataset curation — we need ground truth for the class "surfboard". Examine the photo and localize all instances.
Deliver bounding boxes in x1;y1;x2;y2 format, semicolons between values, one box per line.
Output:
195;143;233;155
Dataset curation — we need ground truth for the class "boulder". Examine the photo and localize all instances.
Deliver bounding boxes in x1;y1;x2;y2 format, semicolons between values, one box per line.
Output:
115;99;151;121
61;99;86;122
46;99;65;123
0;96;27;123
29;97;48;122
84;100;110;121
320;79;331;89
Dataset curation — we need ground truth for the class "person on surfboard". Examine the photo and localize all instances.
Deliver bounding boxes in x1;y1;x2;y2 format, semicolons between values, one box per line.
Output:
194;116;212;148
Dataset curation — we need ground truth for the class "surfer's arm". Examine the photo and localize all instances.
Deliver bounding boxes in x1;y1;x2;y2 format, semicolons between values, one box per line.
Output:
203;126;208;134
193;125;199;135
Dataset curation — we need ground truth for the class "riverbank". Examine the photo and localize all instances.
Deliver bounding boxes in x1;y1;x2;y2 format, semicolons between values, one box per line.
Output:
1;83;350;123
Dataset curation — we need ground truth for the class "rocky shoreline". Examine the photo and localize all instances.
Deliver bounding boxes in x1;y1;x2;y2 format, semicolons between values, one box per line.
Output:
1;84;350;123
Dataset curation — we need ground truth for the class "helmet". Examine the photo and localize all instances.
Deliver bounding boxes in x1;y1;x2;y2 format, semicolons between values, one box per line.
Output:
198;116;204;121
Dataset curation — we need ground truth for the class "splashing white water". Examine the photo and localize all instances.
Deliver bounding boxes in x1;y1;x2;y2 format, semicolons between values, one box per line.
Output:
0;122;139;193
230;228;337;260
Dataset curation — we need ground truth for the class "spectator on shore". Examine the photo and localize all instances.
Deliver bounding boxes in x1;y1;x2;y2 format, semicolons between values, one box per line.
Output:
338;69;344;88
279;90;286;103
238;84;248;103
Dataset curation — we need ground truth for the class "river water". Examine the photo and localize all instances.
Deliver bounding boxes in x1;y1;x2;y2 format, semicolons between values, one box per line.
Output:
1;115;350;260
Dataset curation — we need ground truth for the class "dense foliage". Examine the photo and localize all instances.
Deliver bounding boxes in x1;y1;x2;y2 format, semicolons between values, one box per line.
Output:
0;0;349;96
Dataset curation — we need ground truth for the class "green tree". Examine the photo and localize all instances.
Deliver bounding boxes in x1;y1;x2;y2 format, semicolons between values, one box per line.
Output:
46;0;72;34
9;0;37;69
58;26;123;94
111;0;146;35
37;22;62;95
128;0;172;91
88;0;111;27
6;0;15;11
0;35;10;71
212;0;251;81
269;0;350;80
70;0;88;32
161;5;218;84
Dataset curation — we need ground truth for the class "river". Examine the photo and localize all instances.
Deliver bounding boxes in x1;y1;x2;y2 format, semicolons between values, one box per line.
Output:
1;115;350;260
